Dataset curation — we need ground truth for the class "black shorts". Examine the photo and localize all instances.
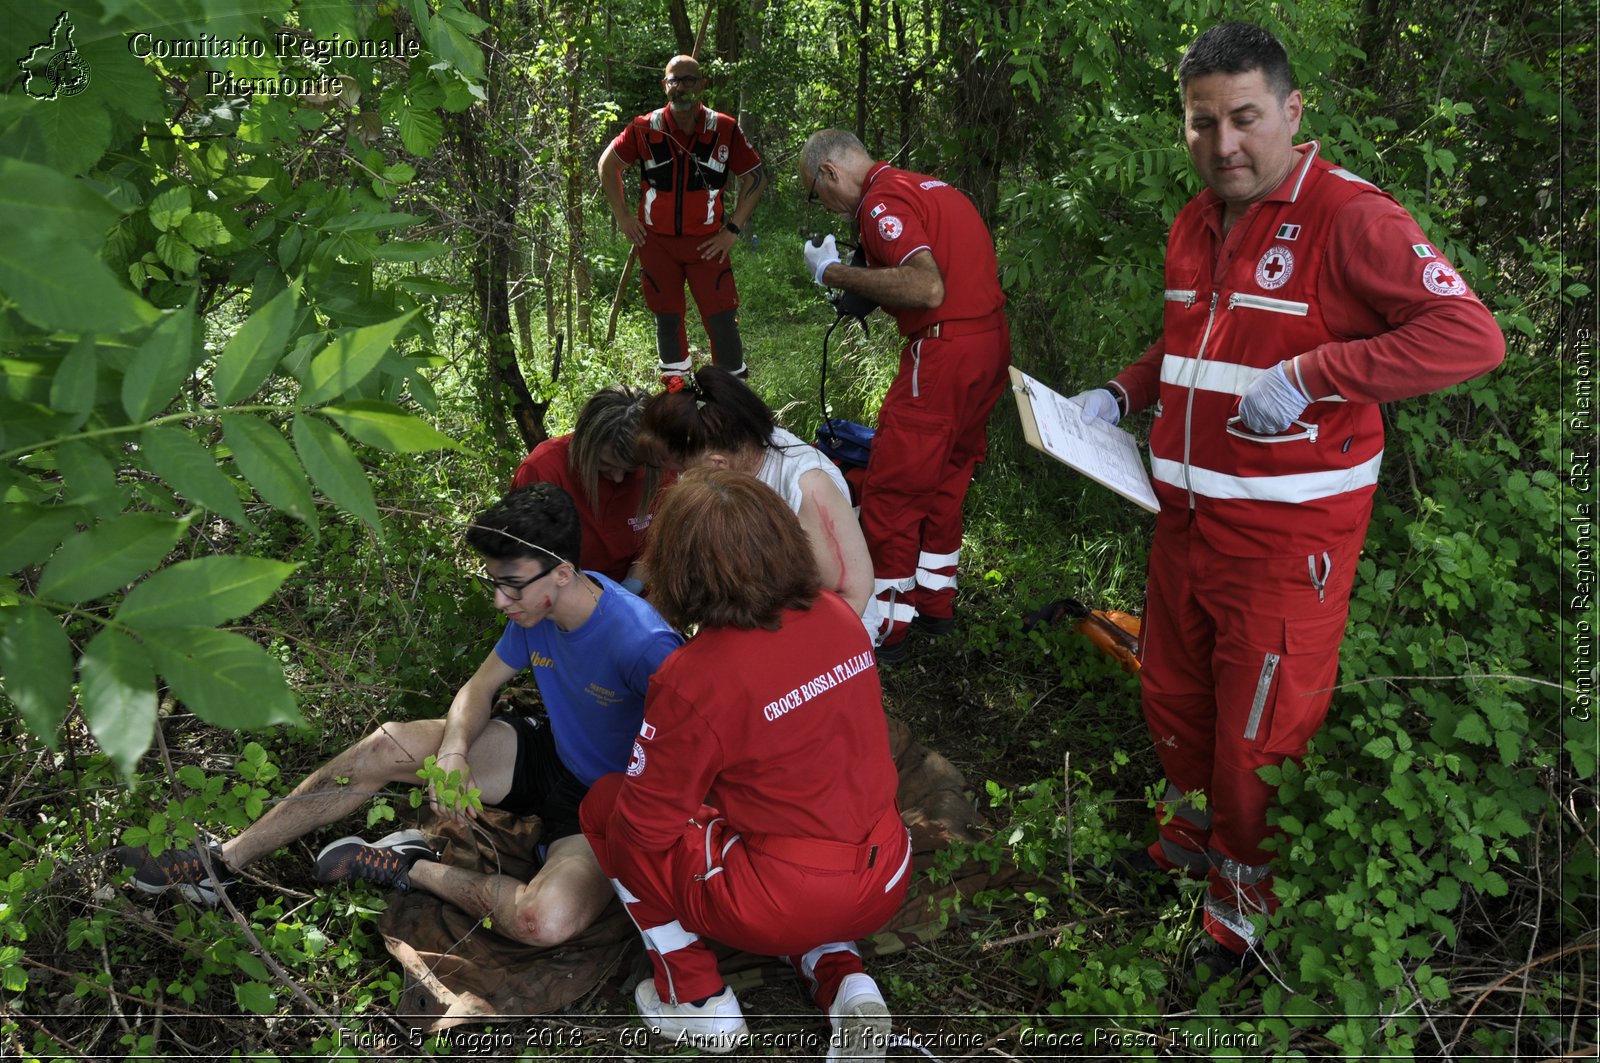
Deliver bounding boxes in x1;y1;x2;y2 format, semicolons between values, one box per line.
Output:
489;711;588;842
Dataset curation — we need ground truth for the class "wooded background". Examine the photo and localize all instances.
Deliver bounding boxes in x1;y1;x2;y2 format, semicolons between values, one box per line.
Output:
0;0;1593;1057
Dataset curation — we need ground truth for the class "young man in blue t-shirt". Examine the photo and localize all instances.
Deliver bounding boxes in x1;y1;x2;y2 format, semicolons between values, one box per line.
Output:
117;484;682;947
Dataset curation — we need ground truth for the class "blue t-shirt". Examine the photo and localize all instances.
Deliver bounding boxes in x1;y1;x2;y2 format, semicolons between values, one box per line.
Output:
493;572;681;786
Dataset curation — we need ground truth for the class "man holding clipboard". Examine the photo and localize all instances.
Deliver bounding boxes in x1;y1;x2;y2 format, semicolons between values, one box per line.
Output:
1056;23;1502;980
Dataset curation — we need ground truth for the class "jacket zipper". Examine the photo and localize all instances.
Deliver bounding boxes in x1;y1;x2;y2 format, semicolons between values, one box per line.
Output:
1228;292;1310;316
1181;292;1221;509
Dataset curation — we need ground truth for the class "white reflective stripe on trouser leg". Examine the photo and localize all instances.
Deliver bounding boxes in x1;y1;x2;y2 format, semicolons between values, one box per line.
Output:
860;598;887;645
1215;855;1272;886
1205;892;1263;948
797;941;861;986
874;576;915;595
916;569;958;592
639;919;700;957
918;548;960;569
658;356;692;377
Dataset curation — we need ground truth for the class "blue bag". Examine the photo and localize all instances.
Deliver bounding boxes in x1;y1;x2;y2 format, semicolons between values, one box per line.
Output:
815;418;874;470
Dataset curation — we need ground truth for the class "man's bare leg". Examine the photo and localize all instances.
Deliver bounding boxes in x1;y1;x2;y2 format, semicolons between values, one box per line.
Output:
219;718;517;870
406;833;613;947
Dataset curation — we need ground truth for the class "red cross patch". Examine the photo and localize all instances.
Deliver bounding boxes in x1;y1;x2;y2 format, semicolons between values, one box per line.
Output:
1254;245;1295;290
1422;260;1467;296
878;214;903;241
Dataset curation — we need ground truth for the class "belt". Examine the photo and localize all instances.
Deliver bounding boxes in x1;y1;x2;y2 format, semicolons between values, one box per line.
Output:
908;311;1005;343
744;804;906;873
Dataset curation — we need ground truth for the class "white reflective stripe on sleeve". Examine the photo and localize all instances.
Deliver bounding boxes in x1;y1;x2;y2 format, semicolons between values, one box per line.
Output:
882;832;912;893
640;919;700;955
642;187;657;227
1204;895;1261;946
917;548;960;569
1150;451;1383;504
609;877;640;904
916;569;958;592
873;576;915;595
895;244;932;266
1160;355;1264;397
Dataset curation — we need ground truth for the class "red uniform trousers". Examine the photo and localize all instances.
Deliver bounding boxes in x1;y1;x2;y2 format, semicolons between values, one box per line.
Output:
862;318;1010;643
581;773;912;1009
1139;512;1362;953
636;234;741;372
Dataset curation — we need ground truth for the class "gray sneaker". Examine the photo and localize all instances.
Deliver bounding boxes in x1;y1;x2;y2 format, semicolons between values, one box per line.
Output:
115;843;237;906
315;830;435;891
826;973;891;1060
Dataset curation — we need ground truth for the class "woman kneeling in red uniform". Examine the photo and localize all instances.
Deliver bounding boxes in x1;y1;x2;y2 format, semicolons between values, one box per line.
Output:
580;468;910;1059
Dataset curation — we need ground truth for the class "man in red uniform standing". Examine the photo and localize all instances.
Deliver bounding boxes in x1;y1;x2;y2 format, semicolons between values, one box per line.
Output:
798;129;1011;662
1067;23;1504;980
600;55;766;379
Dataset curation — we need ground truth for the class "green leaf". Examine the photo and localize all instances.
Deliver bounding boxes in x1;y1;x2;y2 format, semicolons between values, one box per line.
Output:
147;187;192;233
221;414;317;529
320;212;426;233
0;504;83;574
178;212;228;248
56;439;128;520
116;557;299;631
397;106;443;157
0;601;71;747
143;628;303;730
0;235;158;332
37;513;184;603
122;305;199;422
301;310;418;405
292;415;381;534
139;426;249;525
78;629;157;778
318;401;459;453
0;156;122;245
49;336;98;415
155;232;198;275
213;278;303;404
372;240;448;262
234;980;277;1014
234;952;270;981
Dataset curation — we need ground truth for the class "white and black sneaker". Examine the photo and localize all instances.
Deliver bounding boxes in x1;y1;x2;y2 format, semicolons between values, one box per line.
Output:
826;972;892;1060
315;830;435;891
115;843;237;906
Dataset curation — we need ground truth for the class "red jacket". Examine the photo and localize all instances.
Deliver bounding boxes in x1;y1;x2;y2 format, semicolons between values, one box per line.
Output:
610;105;761;237
855;163;1006;337
1111;143;1504;555
612;592;898;852
510;435;651;582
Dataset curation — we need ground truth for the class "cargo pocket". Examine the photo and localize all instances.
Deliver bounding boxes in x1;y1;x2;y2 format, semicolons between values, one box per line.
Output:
1246;609;1350;756
869;404;954;498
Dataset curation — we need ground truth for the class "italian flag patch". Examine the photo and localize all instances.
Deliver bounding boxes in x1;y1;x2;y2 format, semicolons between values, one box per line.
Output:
1412;243;1435;258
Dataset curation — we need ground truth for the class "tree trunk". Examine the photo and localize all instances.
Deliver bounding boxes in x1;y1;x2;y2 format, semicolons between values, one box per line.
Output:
668;0;694;56
854;0;871;146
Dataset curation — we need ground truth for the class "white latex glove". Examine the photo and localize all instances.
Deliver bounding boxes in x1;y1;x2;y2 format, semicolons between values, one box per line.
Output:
804;234;840;285
1239;361;1311;434
1071;388;1121;426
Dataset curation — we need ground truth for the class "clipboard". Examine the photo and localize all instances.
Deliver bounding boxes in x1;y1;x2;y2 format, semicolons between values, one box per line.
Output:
1009;366;1160;513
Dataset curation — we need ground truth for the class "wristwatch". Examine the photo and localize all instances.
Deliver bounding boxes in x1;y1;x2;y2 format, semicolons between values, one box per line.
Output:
724;220;742;236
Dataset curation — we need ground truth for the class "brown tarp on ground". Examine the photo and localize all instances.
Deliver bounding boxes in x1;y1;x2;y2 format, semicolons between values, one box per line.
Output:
379;715;1010;1031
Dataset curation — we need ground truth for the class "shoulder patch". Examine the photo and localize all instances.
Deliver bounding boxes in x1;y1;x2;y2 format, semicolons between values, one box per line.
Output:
627;740;646;777
1422;260;1467;297
1275;223;1302;241
1412;243;1436;259
918;179;948;190
1254;245;1294;290
877;214;903;241
868;203;886;219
